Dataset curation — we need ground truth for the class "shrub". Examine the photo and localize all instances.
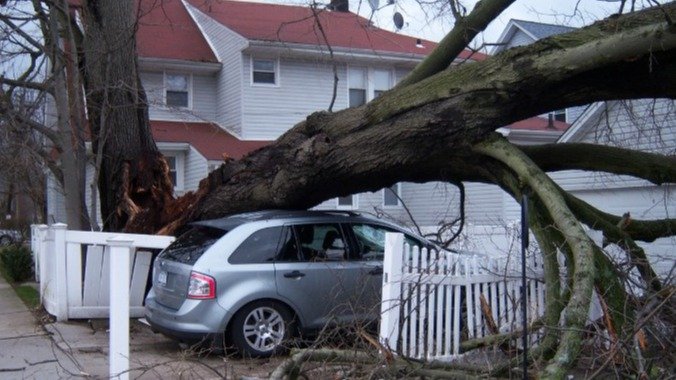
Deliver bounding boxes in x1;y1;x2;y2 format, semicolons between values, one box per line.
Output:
0;245;33;283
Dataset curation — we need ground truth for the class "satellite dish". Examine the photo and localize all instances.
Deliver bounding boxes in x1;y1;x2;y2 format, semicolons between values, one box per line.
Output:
368;0;379;12
393;12;404;30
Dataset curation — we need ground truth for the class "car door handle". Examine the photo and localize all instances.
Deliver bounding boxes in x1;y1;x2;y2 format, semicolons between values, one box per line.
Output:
283;270;305;279
368;267;383;275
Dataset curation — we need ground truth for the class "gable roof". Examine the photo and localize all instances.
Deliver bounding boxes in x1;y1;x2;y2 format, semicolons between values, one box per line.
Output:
493;18;575;54
151;121;270;160
185;0;483;60
137;0;218;63
511;19;575;40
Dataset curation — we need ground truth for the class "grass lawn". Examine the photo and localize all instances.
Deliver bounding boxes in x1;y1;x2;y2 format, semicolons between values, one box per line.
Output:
0;248;40;310
14;284;40;309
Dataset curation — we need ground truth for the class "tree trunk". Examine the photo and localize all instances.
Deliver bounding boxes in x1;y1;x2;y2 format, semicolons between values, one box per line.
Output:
80;0;173;232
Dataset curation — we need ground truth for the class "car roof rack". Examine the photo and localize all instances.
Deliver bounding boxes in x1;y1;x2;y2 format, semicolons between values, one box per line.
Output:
324;210;361;217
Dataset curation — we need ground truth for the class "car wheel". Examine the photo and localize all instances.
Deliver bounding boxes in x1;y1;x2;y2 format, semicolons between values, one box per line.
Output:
0;235;12;246
228;301;295;358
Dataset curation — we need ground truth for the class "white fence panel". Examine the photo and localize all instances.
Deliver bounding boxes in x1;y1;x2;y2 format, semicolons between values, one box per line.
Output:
380;232;546;362
31;224;174;321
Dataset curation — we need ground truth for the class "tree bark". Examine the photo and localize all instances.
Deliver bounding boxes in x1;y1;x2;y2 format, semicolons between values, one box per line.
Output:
80;0;173;231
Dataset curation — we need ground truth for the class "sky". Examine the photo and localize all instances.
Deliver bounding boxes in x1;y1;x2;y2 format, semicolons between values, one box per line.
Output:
249;0;636;53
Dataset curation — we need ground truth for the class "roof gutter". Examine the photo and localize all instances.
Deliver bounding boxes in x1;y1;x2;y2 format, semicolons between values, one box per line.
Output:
245;40;428;65
139;57;222;74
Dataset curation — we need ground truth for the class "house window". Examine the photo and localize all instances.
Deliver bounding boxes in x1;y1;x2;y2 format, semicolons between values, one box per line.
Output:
336;195;357;209
383;183;401;207
552;109;566;123
252;59;277;85
373;69;391;98
348;67;367;107
348;67;392;106
163;153;184;191
165;74;190;108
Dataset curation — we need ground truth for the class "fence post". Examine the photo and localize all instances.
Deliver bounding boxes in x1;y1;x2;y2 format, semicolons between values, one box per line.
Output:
380;232;404;352
52;223;68;321
31;224;47;282
37;225;50;302
108;236;133;380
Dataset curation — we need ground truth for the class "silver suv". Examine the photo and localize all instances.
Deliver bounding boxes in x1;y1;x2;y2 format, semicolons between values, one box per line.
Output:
145;210;429;357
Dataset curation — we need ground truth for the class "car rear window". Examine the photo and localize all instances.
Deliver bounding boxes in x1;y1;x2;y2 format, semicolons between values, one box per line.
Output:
158;226;227;265
228;227;283;264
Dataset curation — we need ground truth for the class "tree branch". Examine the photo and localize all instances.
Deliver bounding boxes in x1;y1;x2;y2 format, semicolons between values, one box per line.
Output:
474;134;596;378
522;143;676;185
395;0;515;88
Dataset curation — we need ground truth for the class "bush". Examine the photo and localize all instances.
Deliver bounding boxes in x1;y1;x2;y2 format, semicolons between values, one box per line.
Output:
0;245;33;283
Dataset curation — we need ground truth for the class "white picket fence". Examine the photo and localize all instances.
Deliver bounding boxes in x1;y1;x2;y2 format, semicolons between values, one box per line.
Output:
380;233;545;362
31;224;174;321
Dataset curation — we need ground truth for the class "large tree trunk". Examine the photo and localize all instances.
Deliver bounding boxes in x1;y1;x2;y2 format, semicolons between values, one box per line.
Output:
80;0;173;232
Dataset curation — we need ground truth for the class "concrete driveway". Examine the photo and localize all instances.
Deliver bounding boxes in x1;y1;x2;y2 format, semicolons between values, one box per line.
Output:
0;276;281;379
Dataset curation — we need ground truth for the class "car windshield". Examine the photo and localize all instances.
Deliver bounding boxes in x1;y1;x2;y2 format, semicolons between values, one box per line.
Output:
158;226;227;265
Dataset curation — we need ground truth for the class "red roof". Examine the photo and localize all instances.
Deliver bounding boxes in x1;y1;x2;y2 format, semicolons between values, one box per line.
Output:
151;121;270;160
137;0;218;63
507;117;569;132
186;0;484;60
135;0;485;63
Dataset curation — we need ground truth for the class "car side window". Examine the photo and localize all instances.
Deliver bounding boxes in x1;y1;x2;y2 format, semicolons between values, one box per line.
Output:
228;226;283;264
277;227;301;262
294;224;348;262
350;223;422;261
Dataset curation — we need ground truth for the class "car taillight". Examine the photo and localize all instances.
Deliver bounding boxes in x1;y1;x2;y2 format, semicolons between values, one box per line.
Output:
187;272;216;299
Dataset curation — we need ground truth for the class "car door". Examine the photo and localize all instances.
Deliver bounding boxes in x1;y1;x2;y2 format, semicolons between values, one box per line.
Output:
273;223;368;330
346;223;428;320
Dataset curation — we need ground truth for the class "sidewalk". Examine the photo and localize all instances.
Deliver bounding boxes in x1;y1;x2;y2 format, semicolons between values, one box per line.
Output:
0;276;280;379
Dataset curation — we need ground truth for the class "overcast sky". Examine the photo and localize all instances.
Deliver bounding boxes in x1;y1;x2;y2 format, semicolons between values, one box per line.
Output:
253;0;638;52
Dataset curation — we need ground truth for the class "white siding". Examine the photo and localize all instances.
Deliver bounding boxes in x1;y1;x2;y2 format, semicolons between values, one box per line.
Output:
505;29;534;49
184;146;208;192
141;71;218;122
241;55;349;140
46;173;67;224
553;99;675;190
185;2;248;136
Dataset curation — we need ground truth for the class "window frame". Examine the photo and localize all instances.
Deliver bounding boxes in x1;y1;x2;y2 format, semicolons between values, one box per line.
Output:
163;152;185;192
163;72;192;109
382;183;402;208
552;108;567;123
346;65;393;107
335;194;359;210
251;57;279;86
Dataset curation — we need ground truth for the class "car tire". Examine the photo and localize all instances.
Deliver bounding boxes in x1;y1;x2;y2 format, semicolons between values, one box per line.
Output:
0;235;12;246
228;301;295;358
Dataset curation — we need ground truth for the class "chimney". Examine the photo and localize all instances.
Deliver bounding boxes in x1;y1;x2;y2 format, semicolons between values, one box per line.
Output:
329;0;349;12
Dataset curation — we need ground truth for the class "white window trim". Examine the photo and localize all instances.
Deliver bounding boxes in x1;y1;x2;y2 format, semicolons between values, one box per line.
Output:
346;65;394;106
163;152;185;192
382;183;402;208
335;194;359;210
250;57;280;87
552;108;568;123
163;72;193;109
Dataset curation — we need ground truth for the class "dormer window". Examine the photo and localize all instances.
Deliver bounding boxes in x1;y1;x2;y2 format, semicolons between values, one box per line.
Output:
252;59;277;85
165;73;190;108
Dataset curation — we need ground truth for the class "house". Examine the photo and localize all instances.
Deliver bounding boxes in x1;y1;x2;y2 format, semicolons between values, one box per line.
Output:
46;0;477;224
46;1;573;234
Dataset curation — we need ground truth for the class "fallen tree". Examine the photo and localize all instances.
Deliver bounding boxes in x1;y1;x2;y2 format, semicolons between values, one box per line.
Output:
3;0;675;377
